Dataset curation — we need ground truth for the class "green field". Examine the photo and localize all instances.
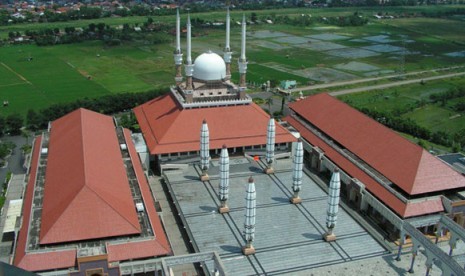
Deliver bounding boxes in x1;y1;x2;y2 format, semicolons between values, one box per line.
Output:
1;6;465;117
338;77;465;136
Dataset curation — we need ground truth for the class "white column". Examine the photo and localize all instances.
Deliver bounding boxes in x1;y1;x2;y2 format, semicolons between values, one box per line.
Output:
200;119;210;180
265;118;275;174
291;139;303;204
324;168;341;241
243;176;256;255
219;145;229;213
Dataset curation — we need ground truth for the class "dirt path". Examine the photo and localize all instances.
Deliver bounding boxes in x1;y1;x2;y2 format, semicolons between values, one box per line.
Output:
0;62;31;85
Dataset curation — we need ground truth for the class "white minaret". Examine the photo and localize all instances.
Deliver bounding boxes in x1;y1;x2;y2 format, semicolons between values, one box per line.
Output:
200;119;210;181
185;13;194;95
290;139;303;204
264;117;275;174
324;168;341;242
218;145;230;213
238;14;248;95
242;176;256;255
223;7;232;80
174;8;183;84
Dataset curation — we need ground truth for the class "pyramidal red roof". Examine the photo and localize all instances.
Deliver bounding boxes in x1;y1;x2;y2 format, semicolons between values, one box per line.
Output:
289;93;465;195
134;93;297;154
40;108;141;244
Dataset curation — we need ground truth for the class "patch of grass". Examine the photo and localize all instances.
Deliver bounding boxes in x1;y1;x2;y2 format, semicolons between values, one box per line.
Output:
339;76;465;136
237;63;309;85
384;17;465;44
404;105;465;134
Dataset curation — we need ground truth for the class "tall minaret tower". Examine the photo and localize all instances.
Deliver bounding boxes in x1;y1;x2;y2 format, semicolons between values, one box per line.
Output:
223;7;232;80
174;8;183;84
238;14;248;99
185;13;194;102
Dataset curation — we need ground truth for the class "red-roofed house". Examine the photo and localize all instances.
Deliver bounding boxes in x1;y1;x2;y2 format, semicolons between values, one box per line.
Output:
14;108;171;274
285;93;465;237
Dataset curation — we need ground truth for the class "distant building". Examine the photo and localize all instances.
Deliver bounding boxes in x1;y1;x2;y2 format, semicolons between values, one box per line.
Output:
285;93;465;238
280;80;297;90
13;108;171;274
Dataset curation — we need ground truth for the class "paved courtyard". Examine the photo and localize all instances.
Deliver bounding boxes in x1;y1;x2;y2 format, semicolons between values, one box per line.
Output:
164;158;389;275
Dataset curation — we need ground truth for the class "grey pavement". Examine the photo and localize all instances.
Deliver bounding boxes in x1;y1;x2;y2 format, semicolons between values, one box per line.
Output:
0;135;28;188
149;175;199;276
164;158;390;275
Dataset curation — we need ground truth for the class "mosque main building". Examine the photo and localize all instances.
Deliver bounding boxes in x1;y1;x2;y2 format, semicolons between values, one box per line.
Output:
134;10;296;168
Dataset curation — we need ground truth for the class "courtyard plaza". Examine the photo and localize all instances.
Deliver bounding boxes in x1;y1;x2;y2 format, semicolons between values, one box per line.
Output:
163;157;390;275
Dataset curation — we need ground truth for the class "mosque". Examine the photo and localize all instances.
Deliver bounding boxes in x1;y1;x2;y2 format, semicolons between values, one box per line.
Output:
134;9;296;171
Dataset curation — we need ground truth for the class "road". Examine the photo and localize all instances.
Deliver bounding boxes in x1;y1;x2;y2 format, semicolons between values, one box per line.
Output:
289;66;465;94
0;135;28;188
328;71;465;96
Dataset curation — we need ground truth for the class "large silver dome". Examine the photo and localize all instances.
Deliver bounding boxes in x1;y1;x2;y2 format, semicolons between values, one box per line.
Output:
193;51;226;81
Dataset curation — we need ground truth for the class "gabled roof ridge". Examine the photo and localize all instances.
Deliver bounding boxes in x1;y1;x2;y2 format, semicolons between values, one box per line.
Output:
79;111;139;231
83;182;141;231
408;149;428;194
156;111;181;145
40;184;87;242
308;94;424;151
142;95;181;145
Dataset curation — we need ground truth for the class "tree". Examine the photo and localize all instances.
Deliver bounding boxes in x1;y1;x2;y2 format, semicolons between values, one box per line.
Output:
5;114;23;135
265;97;274;115
251;12;258;22
26;109;42;131
0;116;4;136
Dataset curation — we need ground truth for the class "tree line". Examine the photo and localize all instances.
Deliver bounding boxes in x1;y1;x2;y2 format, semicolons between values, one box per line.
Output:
7;18;172;47
0;88;166;136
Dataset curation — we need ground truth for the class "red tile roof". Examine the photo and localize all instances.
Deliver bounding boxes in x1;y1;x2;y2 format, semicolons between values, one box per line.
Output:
15;110;171;272
134;93;297;155
288;93;465;195
113;129;172;259
40;109;140;245
107;130;172;262
286;115;443;218
14;137;78;271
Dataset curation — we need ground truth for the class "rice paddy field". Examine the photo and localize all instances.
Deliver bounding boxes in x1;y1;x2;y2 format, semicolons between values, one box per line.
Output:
1;5;465;118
